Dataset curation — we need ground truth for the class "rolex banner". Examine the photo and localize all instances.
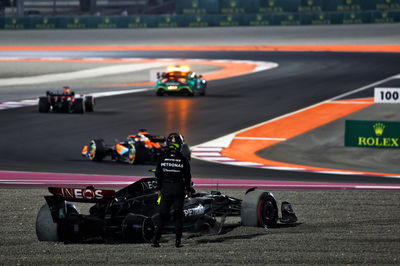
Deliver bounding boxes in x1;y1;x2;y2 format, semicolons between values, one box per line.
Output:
345;120;400;149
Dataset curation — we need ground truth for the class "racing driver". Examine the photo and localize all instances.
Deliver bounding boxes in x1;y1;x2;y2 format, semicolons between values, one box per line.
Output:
152;133;192;248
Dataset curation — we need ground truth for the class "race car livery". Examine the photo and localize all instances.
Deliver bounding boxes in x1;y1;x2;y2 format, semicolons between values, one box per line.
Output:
38;87;95;114
81;130;191;165
155;65;207;96
36;177;298;243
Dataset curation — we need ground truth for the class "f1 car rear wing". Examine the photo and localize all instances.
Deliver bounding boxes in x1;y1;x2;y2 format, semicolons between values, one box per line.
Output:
47;178;158;203
48;187;116;203
46;90;75;97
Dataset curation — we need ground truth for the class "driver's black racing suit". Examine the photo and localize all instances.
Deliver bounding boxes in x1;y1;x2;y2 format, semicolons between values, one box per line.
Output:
152;149;191;246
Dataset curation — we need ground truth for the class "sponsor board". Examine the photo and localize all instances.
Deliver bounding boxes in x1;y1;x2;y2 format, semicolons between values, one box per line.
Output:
345;120;400;148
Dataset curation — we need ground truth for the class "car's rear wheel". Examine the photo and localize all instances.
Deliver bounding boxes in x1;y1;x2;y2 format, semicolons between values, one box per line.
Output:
122;213;155;243
88;139;106;162
38;97;50;113
85;96;96;112
134;143;149;164
72;98;85;114
36;204;59;241
241;189;279;228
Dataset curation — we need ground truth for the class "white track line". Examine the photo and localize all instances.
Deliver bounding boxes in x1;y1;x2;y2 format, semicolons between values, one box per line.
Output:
191;72;400;178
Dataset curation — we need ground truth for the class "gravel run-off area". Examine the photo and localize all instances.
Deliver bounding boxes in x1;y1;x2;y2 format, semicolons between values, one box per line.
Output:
1;187;399;265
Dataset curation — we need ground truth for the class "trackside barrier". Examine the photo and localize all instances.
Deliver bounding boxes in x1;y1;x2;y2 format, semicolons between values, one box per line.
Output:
177;0;400;14
1;10;400;29
345;120;400;149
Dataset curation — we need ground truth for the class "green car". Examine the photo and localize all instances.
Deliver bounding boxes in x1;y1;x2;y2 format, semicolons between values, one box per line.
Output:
155;65;207;96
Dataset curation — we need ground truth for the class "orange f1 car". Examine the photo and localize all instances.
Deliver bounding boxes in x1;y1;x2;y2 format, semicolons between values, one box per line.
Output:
81;130;191;164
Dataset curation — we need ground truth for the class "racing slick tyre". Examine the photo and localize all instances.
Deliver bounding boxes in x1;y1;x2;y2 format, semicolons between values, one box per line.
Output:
36;204;59;241
38;97;50;113
122;213;155;243
133;143;149;164
241;189;279;228
72;98;85;114
182;144;191;161
127;143;136;165
84;96;95;112
88;139;106;162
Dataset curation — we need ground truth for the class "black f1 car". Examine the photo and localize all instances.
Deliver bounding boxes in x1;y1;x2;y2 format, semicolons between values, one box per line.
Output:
38;87;95;114
36;177;298;243
81;130;191;165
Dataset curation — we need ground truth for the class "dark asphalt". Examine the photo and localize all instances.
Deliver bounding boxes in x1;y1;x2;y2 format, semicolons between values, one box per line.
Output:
1;51;400;184
1;26;400;265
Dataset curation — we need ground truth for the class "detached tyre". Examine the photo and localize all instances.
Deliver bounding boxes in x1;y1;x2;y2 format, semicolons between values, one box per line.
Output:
36;204;59;241
38;97;50;113
88;139;106;162
241;189;279;228
85;96;95;112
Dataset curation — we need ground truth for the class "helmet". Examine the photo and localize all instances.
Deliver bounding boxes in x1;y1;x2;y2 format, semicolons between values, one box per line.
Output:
63;86;71;93
137;129;149;137
166;133;183;151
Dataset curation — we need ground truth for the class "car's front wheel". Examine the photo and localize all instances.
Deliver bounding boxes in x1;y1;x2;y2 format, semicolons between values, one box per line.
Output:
88;139;106;162
85;96;96;112
127;144;136;164
240;189;279;228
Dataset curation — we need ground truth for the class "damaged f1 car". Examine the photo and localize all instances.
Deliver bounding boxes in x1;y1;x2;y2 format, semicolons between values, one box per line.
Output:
81;130;191;165
38;87;95;114
36;177;298;243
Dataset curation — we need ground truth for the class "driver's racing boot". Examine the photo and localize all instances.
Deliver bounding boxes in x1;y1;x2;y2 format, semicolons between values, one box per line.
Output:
151;237;160;248
175;239;182;248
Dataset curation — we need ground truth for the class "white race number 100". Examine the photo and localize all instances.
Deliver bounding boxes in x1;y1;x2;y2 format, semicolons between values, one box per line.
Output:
374;88;400;103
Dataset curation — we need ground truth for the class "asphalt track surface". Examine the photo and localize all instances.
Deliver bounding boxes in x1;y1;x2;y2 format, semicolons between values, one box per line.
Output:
1;51;400;184
1;25;400;264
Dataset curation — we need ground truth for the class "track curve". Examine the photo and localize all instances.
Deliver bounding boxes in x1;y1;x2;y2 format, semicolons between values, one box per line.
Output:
1;50;400;184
